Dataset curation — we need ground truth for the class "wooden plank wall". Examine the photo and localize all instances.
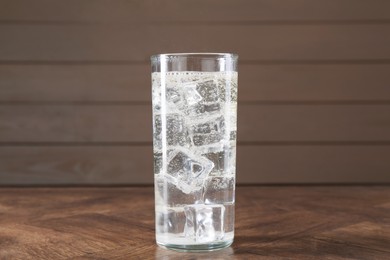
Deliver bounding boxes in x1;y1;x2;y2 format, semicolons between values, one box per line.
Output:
0;0;389;185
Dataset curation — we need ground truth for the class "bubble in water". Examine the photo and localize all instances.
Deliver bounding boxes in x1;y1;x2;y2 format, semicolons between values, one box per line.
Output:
153;152;163;175
154;114;190;149
204;176;235;204
196;79;219;102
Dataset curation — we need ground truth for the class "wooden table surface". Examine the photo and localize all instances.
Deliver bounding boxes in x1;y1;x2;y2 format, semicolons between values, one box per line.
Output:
0;186;389;259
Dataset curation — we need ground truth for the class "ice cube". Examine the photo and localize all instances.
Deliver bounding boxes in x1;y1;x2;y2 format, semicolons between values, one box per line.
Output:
155;175;203;206
204;176;235;204
192;121;217;134
196;80;219;102
185;104;205;117
166;87;182;105
193;134;222;147
156;208;186;234
202;150;225;174
191;116;225;146
184;102;222;118
167;148;214;194
202;146;236;175
166;114;190;146
154;114;190;148
183;83;203;105
184;204;225;242
223;204;235;234
203;103;221;113
178;79;223;117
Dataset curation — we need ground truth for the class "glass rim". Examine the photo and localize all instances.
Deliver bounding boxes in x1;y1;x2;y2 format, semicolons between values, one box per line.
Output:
151;53;238;62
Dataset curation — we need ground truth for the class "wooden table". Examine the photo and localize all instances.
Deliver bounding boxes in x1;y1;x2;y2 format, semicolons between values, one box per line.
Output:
0;186;389;259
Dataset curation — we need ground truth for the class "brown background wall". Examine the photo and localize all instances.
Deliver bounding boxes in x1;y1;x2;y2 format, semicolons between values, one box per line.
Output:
0;0;389;185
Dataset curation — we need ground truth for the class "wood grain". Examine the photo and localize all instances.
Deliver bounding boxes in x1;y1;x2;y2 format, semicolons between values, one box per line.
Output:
1;24;389;61
0;105;389;142
0;186;388;259
1;0;390;22
1;64;390;102
1;146;389;185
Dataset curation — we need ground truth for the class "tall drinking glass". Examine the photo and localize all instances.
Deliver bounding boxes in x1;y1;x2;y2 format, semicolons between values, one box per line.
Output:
151;53;238;251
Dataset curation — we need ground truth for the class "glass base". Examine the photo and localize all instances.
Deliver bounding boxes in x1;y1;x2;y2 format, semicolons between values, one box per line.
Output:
157;239;233;252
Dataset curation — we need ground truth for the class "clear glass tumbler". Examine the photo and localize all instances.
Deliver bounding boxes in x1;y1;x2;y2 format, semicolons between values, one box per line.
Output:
151;53;238;251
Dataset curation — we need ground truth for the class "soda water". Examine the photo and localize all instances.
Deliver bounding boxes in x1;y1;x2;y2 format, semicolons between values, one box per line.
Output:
152;71;237;249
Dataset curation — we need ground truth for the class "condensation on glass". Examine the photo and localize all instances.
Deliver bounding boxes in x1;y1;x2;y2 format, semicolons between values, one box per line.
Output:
151;53;238;251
